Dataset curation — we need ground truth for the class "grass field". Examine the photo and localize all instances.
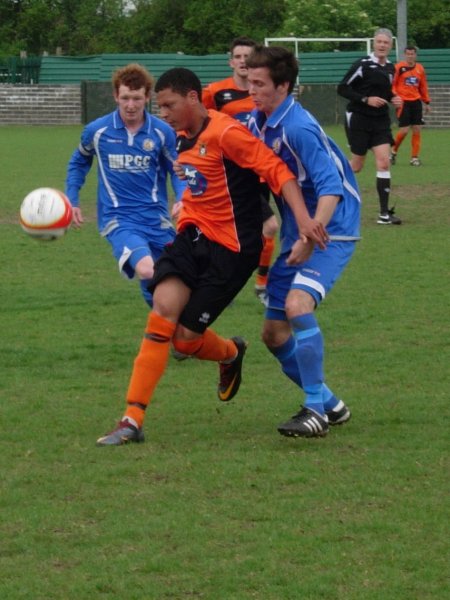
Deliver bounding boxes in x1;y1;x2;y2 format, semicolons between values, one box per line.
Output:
1;125;449;599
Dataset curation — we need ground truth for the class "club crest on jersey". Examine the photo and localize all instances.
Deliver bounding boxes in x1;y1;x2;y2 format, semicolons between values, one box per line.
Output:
143;139;155;151
182;163;208;196
198;143;207;156
272;138;282;155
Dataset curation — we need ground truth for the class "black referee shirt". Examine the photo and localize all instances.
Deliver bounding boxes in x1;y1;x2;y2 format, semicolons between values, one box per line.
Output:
337;53;395;118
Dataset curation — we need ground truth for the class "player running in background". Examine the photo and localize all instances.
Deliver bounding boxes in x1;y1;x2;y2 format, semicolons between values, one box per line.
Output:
390;46;431;167
203;36;279;304
337;28;403;225
247;45;361;438
202;36;257;126
96;67;328;446
65;63;185;307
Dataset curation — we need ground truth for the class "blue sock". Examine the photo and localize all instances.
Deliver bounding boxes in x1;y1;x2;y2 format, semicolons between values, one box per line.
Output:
269;338;339;412
267;316;329;416
290;313;325;416
323;383;339;411
269;336;303;388
140;279;153;308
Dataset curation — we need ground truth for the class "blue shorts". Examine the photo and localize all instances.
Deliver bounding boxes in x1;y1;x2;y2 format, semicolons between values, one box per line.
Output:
266;241;356;316
106;226;175;279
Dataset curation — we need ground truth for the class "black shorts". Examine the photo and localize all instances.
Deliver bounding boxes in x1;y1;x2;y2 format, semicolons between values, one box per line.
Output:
397;99;424;127
149;225;260;333
259;182;275;222
345;111;394;155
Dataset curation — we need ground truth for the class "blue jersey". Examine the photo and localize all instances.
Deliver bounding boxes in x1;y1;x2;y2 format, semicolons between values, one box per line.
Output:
65;109;185;239
248;96;361;254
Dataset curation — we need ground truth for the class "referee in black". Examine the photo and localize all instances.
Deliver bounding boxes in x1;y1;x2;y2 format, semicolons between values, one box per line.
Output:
338;28;403;225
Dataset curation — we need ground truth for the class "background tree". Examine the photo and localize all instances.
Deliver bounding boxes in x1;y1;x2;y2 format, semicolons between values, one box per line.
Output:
407;0;450;48
128;0;286;54
62;0;131;54
0;0;132;55
281;0;374;50
279;0;449;50
0;0;25;54
0;0;449;56
127;0;188;53
182;0;286;53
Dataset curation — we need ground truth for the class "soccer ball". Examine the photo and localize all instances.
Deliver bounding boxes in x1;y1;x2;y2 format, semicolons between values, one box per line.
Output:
20;187;73;241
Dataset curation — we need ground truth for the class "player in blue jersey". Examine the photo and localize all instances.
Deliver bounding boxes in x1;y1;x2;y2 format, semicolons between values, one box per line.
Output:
65;63;185;306
247;45;361;438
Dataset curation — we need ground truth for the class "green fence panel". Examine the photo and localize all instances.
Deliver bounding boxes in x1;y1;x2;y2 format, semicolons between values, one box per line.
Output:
40;53;231;85
2;48;448;85
39;55;103;84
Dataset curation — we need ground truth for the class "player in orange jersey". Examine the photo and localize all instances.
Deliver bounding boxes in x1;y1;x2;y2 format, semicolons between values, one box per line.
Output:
96;67;328;446
203;36;279;304
391;46;431;166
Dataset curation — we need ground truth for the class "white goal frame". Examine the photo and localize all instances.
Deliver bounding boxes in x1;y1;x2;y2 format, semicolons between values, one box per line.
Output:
264;37;398;59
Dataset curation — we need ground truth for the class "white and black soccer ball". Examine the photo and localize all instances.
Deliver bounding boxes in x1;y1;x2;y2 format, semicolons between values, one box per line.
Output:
20;187;73;241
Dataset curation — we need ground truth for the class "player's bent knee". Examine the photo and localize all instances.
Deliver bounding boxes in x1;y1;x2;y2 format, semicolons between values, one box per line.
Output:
136;265;155;280
261;321;291;349
261;329;279;349
351;160;363;173
135;256;155;280
285;291;315;319
376;160;390;172
263;215;279;238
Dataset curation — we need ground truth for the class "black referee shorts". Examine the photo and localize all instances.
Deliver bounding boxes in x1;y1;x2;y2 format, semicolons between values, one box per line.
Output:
345;111;394;155
149;225;260;333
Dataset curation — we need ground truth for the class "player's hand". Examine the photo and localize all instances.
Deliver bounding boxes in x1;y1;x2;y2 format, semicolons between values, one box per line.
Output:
286;238;315;265
300;218;329;249
71;207;84;228
173;161;186;180
367;96;388;108
391;95;403;109
171;201;182;220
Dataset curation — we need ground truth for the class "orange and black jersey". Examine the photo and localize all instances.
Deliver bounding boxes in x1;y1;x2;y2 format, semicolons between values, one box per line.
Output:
202;77;255;125
176;110;294;254
393;61;430;103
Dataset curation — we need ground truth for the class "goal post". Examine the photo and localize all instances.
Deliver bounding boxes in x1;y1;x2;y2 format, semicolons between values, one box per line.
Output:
264;37;398;59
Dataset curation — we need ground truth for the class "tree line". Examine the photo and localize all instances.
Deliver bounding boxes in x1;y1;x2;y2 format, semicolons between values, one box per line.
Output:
1;0;449;57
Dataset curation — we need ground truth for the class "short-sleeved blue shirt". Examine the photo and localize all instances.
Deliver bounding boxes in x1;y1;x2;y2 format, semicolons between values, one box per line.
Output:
249;96;361;254
66;109;185;242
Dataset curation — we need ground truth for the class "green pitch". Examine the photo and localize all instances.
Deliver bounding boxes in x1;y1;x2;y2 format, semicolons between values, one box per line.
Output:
0;125;448;599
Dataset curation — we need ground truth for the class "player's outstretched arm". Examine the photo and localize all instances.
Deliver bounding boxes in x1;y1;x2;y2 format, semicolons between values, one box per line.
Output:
285;193;339;265
280;179;329;248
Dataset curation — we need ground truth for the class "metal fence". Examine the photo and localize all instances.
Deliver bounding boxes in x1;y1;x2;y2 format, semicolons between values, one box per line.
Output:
0;57;41;84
